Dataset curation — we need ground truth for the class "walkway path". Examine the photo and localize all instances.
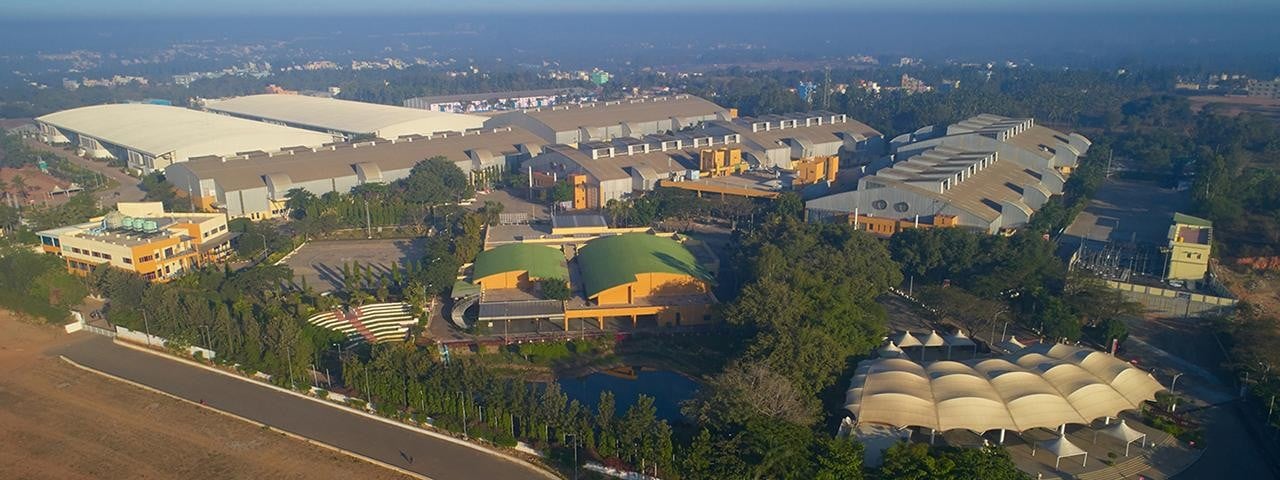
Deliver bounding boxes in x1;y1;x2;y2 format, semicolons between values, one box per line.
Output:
51;334;554;480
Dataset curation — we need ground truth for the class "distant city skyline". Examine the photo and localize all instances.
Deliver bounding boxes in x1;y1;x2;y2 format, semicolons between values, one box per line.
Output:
5;0;1279;19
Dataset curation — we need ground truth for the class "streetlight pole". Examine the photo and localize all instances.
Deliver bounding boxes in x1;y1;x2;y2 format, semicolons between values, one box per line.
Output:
141;310;153;347
566;433;579;480
1170;372;1184;395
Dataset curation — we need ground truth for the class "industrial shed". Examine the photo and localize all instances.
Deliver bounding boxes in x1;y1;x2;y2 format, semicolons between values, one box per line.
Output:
486;95;730;144
202;94;487;140
36;103;335;173
164;127;545;219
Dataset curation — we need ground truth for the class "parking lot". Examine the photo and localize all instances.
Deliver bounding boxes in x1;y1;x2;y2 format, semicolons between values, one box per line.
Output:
281;238;425;292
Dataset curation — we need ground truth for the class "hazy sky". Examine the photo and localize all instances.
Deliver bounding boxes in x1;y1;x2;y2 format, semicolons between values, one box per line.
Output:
5;0;1278;18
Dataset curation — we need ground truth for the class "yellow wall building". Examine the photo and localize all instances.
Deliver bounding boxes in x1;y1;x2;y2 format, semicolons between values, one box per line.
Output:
699;147;746;177
792;155;840;186
37;202;231;282
1167;213;1212;281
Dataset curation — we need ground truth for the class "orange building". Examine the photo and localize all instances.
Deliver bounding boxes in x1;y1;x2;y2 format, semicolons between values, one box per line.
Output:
792;155;839;186
699;147;746;177
37;202;231;282
846;213;958;236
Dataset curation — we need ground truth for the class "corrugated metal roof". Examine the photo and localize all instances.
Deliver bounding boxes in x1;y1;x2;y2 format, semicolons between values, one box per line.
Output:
37;103;333;158
498;95;726;133
203;94;486;137
174;127;544;191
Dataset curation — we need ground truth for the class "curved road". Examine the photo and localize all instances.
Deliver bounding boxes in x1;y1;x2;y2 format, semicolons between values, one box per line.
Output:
51;335;552;480
24;139;145;207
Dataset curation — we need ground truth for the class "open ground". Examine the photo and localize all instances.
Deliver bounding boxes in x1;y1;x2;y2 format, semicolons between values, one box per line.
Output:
282;238;425;292
0;310;413;480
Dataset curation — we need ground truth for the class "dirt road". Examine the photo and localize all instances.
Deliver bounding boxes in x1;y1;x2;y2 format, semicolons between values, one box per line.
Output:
23;139;145;207
0;311;411;480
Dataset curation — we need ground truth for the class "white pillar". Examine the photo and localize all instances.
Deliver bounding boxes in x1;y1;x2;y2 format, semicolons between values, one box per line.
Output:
999;429;1006;444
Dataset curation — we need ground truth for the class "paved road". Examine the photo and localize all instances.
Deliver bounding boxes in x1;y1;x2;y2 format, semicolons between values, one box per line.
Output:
25;139;145;207
51;335;552;480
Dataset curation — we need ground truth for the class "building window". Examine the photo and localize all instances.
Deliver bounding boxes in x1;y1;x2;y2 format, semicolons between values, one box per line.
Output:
894;202;910;213
123;258;133;264
872;200;888;210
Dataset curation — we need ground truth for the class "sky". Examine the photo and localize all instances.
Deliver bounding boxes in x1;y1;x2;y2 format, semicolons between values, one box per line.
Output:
4;0;1279;18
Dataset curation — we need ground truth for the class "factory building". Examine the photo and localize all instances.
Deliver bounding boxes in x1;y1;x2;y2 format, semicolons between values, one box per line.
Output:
806;115;1090;234
700;111;885;169
1166;213;1213;281
164;127;545;220
36;202;231;282
521;129;743;209
201;94;486;140
485;95;731;144
36;104;335;173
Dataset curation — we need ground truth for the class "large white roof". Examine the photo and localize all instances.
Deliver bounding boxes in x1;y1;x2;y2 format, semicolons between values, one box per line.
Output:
845;343;1164;433
202;94;486;139
37;103;333;158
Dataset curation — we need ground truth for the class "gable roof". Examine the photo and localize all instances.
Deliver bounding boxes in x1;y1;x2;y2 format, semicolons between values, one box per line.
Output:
471;244;569;283
575;233;712;299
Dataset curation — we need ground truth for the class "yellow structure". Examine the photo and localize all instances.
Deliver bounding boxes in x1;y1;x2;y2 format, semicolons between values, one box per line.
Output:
847;213;959;236
570;173;590;210
699;147;746;177
37;202;231;282
1166;213;1212;281
792;155;839;186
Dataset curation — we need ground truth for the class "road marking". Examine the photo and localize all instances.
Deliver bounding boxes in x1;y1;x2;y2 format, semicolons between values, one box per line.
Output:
59;355;432;480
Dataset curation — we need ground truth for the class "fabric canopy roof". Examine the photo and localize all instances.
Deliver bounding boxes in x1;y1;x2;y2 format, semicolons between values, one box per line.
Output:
891;331;922;348
919;330;947;347
879;342;905;358
845;343;1165;433
1038;435;1088;468
1097;419;1147;456
946;330;976;347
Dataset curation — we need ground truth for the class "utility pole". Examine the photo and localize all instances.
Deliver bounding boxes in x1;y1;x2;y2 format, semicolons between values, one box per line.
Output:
365;199;372;239
142;310;153;347
285;344;296;390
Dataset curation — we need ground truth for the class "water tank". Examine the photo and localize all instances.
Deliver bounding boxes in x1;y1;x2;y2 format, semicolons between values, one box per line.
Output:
121;217;135;230
143;220;158;232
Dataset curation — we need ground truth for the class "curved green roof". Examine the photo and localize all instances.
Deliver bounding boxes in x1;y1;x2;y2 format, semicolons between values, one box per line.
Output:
576;233;712;299
472;244;568;283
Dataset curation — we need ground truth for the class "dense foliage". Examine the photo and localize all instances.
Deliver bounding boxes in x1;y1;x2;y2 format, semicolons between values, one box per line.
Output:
0;248;88;323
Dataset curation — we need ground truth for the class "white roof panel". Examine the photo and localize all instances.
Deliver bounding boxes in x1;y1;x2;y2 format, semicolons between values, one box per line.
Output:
37;103;333;159
203;94;486;138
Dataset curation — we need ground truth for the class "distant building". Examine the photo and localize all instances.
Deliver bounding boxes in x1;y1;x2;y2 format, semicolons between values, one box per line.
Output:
36;104;334;173
1166;213;1212;281
201;94;486;141
1246;78;1280;99
899;74;932;94
485;95;730;144
403;88;594;114
590;70;611;85
36;202;231;282
807;114;1091;234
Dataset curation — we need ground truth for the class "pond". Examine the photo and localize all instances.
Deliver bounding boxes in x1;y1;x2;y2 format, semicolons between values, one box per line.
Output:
557;367;699;423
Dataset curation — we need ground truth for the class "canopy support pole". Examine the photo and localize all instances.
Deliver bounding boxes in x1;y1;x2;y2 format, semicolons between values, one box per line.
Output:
929;428;936;445
999;429;1005;444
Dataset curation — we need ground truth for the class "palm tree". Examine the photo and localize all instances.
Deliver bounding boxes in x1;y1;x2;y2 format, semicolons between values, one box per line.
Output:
10;175;27;200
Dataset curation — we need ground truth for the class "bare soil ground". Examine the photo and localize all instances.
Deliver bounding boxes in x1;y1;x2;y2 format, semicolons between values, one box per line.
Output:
1189;95;1280;121
0;311;411;480
1216;265;1280;317
0;166;73;206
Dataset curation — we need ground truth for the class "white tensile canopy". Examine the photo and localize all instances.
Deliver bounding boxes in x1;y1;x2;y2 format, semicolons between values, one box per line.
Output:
845;343;1165;435
879;341;905;358
945;329;977;359
1034;434;1088;469
891;331;923;348
919;330;947;347
1095;419;1147;456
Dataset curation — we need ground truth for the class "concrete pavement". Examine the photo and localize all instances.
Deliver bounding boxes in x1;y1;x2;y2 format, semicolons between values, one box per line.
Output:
51;335;554;480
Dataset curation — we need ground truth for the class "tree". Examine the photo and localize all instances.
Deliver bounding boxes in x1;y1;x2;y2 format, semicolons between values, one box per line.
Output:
549;181;572;204
538;279;571;301
283;188;317;219
813;436;864;480
401;156;473;206
685;360;818;429
10;174;27;200
879;442;953;480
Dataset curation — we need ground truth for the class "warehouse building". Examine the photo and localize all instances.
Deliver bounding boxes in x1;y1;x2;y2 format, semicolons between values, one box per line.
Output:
485;95;731;144
164;127;545;220
36;104;335;173
201;94;486;140
701;111;885;169
37;202;231;282
521;128;744;209
806;115;1090;234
